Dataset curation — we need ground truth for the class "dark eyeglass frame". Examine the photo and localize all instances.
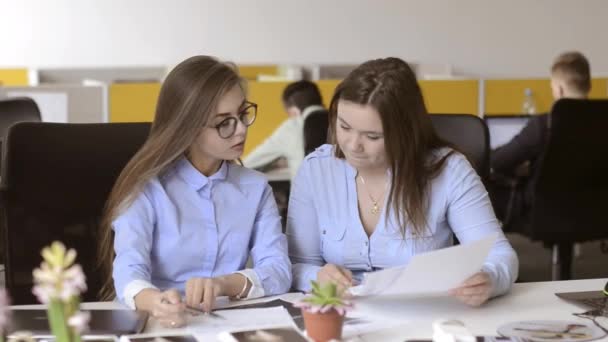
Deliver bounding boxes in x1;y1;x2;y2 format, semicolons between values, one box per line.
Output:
211;101;258;139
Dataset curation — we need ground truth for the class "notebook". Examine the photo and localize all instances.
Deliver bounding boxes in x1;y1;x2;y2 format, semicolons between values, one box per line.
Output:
8;309;148;337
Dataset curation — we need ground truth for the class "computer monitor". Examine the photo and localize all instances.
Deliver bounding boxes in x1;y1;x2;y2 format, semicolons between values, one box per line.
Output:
484;115;531;150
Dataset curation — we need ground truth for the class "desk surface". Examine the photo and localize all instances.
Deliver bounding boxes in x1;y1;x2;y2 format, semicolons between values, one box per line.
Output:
11;278;608;341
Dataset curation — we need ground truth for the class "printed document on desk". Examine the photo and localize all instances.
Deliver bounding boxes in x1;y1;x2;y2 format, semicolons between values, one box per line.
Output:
350;233;497;298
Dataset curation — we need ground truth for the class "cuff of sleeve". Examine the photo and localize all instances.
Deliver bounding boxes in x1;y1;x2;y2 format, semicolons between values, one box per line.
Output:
124;279;158;310
294;264;322;292
235;269;264;300
481;263;501;298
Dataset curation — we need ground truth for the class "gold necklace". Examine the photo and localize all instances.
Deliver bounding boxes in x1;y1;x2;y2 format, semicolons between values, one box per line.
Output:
358;174;386;215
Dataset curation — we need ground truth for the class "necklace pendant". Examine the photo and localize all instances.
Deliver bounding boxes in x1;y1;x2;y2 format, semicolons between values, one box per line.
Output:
371;204;379;215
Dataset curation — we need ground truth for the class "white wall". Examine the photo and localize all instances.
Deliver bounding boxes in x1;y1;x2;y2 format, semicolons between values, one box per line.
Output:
1;0;607;77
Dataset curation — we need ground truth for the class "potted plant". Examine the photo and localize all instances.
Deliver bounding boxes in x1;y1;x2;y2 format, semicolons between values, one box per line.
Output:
294;281;353;342
32;241;89;342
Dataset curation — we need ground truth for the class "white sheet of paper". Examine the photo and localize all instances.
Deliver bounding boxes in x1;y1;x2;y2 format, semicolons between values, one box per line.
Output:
6;91;68;123
141;307;295;338
350;233;497;298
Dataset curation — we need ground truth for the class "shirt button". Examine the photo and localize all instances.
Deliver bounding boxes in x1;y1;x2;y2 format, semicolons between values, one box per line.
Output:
322;230;326;235
364;241;369;246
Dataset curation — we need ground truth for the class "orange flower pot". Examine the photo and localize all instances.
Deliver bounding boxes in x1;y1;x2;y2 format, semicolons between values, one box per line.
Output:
301;308;345;342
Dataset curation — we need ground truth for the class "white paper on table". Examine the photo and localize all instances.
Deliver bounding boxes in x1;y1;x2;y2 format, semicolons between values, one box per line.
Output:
6;91;68;123
350;233;497;298
141;307;295;338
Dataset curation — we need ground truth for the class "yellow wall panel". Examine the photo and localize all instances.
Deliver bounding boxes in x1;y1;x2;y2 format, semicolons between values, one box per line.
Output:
485;78;608;115
419;79;479;115
109;83;161;122
589;78;608;99
316;79;341;107
238;65;279;80
0;69;29;86
245;81;291;155
485;79;553;115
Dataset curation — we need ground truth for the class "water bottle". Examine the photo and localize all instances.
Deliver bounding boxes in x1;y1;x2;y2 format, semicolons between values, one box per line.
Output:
522;88;537;115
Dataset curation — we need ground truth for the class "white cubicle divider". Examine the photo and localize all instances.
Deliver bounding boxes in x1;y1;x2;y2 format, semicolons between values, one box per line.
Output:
0;85;106;123
5;90;68;122
309;62;453;81
38;67;166;85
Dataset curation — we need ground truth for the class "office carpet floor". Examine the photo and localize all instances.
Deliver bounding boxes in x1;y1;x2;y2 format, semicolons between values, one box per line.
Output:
507;233;608;282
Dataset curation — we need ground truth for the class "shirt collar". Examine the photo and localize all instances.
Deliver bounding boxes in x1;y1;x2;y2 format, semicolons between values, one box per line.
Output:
175;156;229;191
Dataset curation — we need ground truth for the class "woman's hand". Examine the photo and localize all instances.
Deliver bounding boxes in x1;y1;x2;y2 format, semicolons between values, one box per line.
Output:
136;289;186;328
317;264;353;294
185;277;227;312
448;272;493;307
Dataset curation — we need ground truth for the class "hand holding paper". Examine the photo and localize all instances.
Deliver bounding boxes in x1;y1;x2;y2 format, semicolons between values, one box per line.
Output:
349;233;497;299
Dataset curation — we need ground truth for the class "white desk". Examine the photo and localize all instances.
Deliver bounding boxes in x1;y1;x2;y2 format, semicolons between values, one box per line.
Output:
11;278;608;341
356;278;608;341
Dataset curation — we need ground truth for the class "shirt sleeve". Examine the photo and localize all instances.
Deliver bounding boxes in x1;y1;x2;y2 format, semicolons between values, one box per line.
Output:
286;160;324;292
491;115;546;174
446;154;519;297
112;187;158;307
242;183;292;297
243;120;292;169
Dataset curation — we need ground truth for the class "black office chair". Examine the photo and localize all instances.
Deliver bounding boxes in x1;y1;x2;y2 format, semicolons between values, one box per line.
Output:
0;122;150;304
525;99;608;280
429;114;490;181
0;98;42;169
303;109;329;156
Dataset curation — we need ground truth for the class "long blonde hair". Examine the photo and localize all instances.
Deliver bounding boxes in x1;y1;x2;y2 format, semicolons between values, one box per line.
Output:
98;56;242;299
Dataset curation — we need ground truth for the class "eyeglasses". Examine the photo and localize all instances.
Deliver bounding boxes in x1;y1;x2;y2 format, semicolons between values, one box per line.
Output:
211;101;258;139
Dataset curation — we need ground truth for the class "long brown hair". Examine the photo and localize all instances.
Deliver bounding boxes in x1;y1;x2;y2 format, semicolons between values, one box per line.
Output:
98;56;242;299
328;57;453;236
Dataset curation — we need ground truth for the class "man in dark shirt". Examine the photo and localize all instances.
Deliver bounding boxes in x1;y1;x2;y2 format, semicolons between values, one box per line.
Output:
490;51;591;227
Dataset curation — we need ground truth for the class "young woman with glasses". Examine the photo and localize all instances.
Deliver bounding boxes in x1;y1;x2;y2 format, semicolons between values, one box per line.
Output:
98;56;291;327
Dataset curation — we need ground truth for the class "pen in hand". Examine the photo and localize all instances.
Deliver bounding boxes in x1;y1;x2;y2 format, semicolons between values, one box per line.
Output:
185;304;226;320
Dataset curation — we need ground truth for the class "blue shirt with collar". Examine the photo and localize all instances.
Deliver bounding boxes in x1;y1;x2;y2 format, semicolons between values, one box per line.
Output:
112;157;291;307
287;144;518;297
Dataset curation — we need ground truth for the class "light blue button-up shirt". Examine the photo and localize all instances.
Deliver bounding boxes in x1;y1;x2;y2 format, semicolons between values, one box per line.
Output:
287;145;518;297
112;157;291;307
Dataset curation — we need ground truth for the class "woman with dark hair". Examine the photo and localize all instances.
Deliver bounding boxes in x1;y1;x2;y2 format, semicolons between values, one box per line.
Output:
98;56;291;327
287;57;517;307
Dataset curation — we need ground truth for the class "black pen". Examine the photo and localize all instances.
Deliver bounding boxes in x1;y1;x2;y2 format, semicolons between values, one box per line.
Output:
185;304;226;320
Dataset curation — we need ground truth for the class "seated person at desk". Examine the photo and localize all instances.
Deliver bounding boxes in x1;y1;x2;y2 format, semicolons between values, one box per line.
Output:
98;56;291;327
490;51;591;225
287;57;518;307
243;80;328;179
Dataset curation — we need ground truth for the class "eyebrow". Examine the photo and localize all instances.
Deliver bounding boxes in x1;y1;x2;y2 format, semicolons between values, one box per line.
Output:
215;99;248;118
337;116;383;135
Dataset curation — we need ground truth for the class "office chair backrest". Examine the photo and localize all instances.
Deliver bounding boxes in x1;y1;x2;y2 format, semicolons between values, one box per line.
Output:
0;122;151;304
429;114;490;180
531;99;608;243
0;98;42;169
303;109;329;156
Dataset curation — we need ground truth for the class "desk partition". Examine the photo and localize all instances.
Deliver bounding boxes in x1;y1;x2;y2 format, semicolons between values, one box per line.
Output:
0;69;29;86
0;85;105;123
38;67;166;84
485;78;608;116
109;82;161;123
